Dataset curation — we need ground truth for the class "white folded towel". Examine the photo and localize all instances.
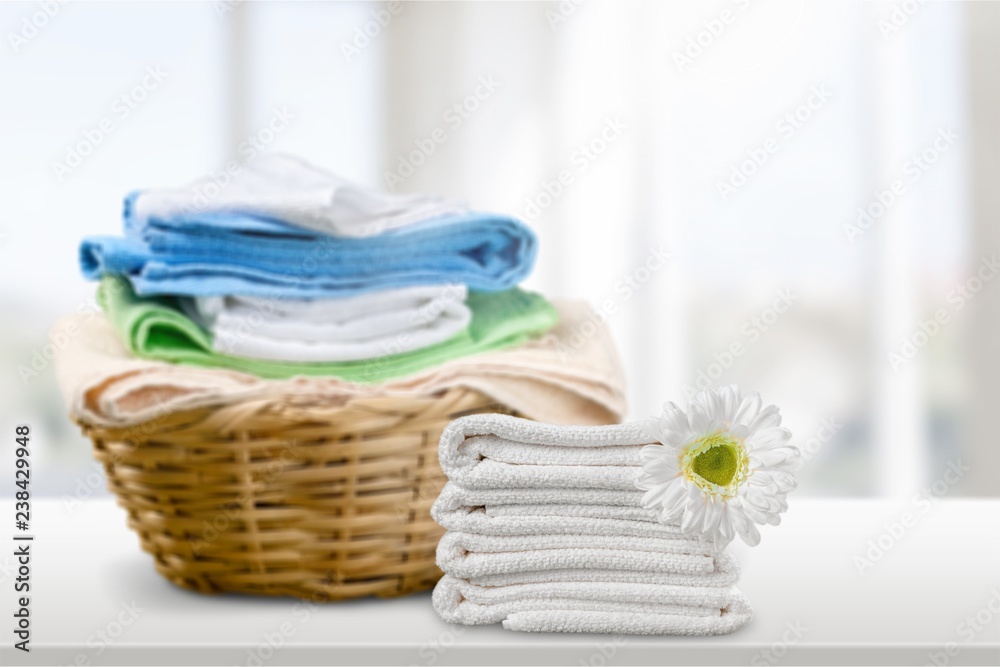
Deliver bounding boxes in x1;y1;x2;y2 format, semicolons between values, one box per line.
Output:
438;415;650;490
434;483;647;510
431;412;755;636
181;284;471;362
500;608;752;635
131;153;466;237
485;504;658;521
467;566;739;588
437;532;739;583
433;485;689;539
433;575;753;635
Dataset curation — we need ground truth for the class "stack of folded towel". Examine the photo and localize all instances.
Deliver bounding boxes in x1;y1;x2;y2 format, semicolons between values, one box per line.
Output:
431;414;753;635
78;154;555;381
59;155;626;425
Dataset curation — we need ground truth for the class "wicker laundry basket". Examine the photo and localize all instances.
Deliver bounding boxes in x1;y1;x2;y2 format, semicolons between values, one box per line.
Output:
78;388;519;601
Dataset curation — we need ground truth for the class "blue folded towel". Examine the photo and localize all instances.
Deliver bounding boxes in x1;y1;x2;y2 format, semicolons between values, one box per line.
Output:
80;193;537;298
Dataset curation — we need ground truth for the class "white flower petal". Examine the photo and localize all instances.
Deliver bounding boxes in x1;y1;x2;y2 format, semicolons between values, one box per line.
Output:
639;449;680;478
697;388;725;424
687;401;713;435
662;478;691;505
657;429;690;447
718;385;742;423
748;469;776;485
640;475;683;508
729;423;751;441
659;402;691;438
729;502;751;534
750;469;798;494
741;500;770;525
747;426;792;450
680;489;706;533
764;469;798;492
659;503;685;524
717;508;735;542
748;405;782;431
733;392;762;427
641;417;663;443
750;447;800;469
640;443;679;464
738;519;761;547
701;498;723;535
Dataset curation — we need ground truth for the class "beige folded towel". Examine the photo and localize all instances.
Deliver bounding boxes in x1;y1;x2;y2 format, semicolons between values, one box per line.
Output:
53;301;625;427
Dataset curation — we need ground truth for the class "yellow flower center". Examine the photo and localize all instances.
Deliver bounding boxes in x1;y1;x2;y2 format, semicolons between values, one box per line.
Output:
693;440;739;486
682;431;749;497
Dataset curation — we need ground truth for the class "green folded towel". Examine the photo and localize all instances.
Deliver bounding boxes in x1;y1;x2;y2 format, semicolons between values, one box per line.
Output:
96;276;559;383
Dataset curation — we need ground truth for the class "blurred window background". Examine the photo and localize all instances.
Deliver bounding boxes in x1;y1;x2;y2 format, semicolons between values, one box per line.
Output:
1;1;997;498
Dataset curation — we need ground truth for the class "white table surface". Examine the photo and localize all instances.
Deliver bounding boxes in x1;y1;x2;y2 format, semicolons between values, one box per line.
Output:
1;498;998;666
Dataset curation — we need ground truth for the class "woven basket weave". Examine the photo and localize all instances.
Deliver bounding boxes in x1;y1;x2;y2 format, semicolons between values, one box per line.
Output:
78;388;519;601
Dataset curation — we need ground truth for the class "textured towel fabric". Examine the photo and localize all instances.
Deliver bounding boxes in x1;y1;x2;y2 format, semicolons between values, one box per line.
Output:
52;300;627;427
433;575;753;636
437;532;734;580
126;154;466;238
430;413;753;636
437;416;651;490
433;487;690;539
433;484;647;511
439;414;650;473
440;530;715;559
181;284;471;362
95;276;557;383
467;567;740;588
80;202;537;298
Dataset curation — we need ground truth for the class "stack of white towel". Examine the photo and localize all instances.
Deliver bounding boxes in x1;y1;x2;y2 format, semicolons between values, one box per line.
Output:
431;413;753;635
183;284;471;362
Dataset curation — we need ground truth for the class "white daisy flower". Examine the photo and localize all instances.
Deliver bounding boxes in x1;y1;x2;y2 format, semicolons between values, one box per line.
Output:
637;385;800;550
